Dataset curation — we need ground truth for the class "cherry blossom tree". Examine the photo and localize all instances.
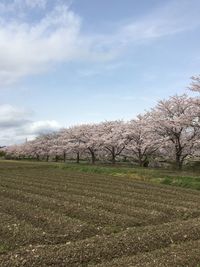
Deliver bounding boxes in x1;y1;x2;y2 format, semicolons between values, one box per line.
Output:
60;126;86;163
4;145;21;159
25;139;42;160
75;124;103;164
189;75;200;93
188;75;200;119
3;87;200;168
125;114;161;167
46;133;63;162
98;120;129;164
57;129;71;162
33;133;56;161
150;94;200;169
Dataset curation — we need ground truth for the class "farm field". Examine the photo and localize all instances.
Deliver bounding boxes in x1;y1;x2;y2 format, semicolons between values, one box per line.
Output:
0;161;200;266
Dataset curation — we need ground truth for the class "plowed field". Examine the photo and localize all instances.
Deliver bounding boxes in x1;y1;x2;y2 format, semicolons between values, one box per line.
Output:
0;161;200;266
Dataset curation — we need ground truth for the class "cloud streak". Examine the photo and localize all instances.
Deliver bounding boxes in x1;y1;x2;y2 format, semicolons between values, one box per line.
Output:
0;104;61;145
0;0;199;86
0;3;84;86
93;0;200;53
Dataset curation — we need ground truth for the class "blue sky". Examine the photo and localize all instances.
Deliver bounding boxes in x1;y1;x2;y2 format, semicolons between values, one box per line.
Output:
0;0;200;145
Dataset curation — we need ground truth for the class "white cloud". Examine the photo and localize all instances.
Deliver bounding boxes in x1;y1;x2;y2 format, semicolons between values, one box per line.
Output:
0;104;61;145
24;120;61;135
0;3;84;86
0;0;199;86
0;0;47;13
95;0;200;52
0;104;31;128
24;0;47;9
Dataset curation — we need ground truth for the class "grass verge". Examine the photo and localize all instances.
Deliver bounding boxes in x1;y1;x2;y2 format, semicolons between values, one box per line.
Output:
1;159;200;190
56;162;200;190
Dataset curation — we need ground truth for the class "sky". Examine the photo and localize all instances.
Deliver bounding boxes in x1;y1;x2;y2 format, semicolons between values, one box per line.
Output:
0;0;200;145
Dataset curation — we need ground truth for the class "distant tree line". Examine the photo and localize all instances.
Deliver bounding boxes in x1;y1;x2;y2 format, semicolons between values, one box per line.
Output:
2;75;200;169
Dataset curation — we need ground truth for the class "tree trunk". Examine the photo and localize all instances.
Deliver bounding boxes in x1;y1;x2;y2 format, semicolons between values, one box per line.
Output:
46;155;49;162
91;152;95;164
63;151;66;163
138;158;143;167
143;159;149;168
138;149;143;167
176;155;182;170
88;148;96;164
111;147;116;164
76;152;80;164
175;138;183;170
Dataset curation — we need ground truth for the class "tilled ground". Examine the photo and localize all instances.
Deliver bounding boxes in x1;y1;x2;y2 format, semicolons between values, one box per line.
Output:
0;161;200;266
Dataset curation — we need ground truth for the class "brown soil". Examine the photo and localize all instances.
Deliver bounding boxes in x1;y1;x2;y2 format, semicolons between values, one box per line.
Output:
0;161;200;266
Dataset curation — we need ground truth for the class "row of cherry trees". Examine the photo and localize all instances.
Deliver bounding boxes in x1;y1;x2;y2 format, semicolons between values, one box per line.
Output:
4;76;200;169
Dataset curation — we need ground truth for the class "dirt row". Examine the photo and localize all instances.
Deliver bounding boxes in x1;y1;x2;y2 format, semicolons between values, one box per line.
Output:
1;179;200;233
1;162;200;266
0;186;171;227
1;174;200;213
1;168;200;199
93;239;200;267
1;178;200;227
1;217;200;266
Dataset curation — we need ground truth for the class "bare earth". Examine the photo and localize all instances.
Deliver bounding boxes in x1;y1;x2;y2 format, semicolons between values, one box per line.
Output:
0;161;200;266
